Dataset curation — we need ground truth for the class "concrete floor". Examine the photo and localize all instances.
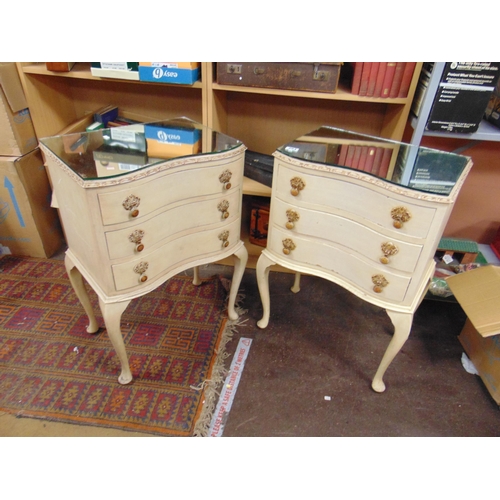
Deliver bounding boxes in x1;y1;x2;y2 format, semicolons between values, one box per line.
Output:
1;263;499;437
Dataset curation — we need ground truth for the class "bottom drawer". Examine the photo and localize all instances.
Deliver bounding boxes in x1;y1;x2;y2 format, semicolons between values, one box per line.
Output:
268;227;411;302
112;219;240;291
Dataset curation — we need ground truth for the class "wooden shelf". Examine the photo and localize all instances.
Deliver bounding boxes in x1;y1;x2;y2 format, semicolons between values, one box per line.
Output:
17;61;422;269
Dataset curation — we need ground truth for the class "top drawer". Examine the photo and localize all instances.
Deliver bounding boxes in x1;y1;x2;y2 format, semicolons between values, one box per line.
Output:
275;163;437;239
97;159;243;226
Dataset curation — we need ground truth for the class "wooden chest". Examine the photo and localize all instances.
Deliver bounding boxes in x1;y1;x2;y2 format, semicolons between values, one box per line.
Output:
216;62;342;93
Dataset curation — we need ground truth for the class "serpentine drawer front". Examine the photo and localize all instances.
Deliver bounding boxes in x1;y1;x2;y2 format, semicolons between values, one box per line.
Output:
256;126;473;394
40;118;248;385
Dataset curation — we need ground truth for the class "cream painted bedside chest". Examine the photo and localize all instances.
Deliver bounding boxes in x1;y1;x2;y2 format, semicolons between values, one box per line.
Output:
40;117;248;385
256;126;472;392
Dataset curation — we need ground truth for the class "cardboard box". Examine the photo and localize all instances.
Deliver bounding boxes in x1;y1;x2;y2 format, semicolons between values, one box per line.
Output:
446;265;500;404
90;63;139;81
0;63;38;156
144;123;201;158
0;148;65;258
138;64;200;85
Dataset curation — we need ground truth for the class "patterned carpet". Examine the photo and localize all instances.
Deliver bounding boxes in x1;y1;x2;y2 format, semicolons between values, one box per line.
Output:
0;255;239;436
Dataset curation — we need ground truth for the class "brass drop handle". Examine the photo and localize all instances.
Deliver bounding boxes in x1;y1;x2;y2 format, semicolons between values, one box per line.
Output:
380;242;399;265
219;170;232;190
286;209;300;229
129;229;145;252
290;177;305;196
372;274;389;293
282;238;296;255
391;206;411;229
134;261;149;283
219;230;230;248
218;200;230;219
123;194;141;218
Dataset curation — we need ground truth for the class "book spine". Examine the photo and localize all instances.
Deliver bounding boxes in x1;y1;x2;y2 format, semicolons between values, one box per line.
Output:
359;63;372;97
371;147;384;175
338;144;348;165
373;63;388;98
358;146;368;171
351;146;362;169
366;62;380;97
381;63;397;98
378;148;393;178
364;146;377;173
398;62;417;98
389;62;406;98
344;145;355;167
351;63;363;95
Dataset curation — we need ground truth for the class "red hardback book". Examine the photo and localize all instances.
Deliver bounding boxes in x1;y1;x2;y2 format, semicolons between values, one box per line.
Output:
373;63;388;98
397;62;417;98
351;146;362;169
389;62;407;98
364;146;377;172
381;63;397;98
358;63;372;96
351;63;363;95
338;144;348;165
358;146;368;171
378;148;393;177
344;145;355;167
366;62;380;97
371;147;384;175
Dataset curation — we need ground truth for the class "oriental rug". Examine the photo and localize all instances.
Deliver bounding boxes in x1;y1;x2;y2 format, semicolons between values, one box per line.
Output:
0;255;242;436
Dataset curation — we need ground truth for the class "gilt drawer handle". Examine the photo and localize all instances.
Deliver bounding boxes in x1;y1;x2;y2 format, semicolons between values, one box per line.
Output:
123;194;141;218
219;170;232;190
290;177;305;196
286;209;300;229
134;261;149;283
219;230;230;248
282;238;296;255
218;200;230;219
380;242;399;265
372;274;389;293
129;229;145;252
391;206;411;229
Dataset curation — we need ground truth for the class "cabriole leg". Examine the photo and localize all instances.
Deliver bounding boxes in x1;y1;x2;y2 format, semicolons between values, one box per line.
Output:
99;298;132;385
227;245;248;320
371;310;413;393
256;252;276;329
64;254;99;334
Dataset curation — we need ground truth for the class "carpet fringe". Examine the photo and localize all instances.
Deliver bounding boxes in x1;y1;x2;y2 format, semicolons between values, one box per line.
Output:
192;288;247;437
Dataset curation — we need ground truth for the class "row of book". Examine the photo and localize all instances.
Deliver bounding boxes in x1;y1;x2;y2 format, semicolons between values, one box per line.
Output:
350;62;417;98
336;144;393;177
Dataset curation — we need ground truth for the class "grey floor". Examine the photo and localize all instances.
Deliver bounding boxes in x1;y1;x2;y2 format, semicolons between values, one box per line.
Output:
217;266;500;437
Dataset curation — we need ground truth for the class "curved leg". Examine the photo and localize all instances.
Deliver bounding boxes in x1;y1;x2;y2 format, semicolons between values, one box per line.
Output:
227;245;248;320
192;266;201;286
371;310;413;393
291;272;301;293
64;254;99;334
99;298;132;385
256;252;276;329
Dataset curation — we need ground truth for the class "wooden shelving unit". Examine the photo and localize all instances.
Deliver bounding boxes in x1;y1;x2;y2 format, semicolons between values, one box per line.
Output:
17;61;422;268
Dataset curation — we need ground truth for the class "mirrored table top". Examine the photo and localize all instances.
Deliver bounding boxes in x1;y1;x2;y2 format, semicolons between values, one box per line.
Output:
277;126;471;196
40;117;243;181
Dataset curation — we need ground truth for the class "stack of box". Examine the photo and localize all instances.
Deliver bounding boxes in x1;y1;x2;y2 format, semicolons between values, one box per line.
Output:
0;63;64;258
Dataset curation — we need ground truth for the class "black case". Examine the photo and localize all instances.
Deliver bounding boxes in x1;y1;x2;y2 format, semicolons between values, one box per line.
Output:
244;150;274;187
